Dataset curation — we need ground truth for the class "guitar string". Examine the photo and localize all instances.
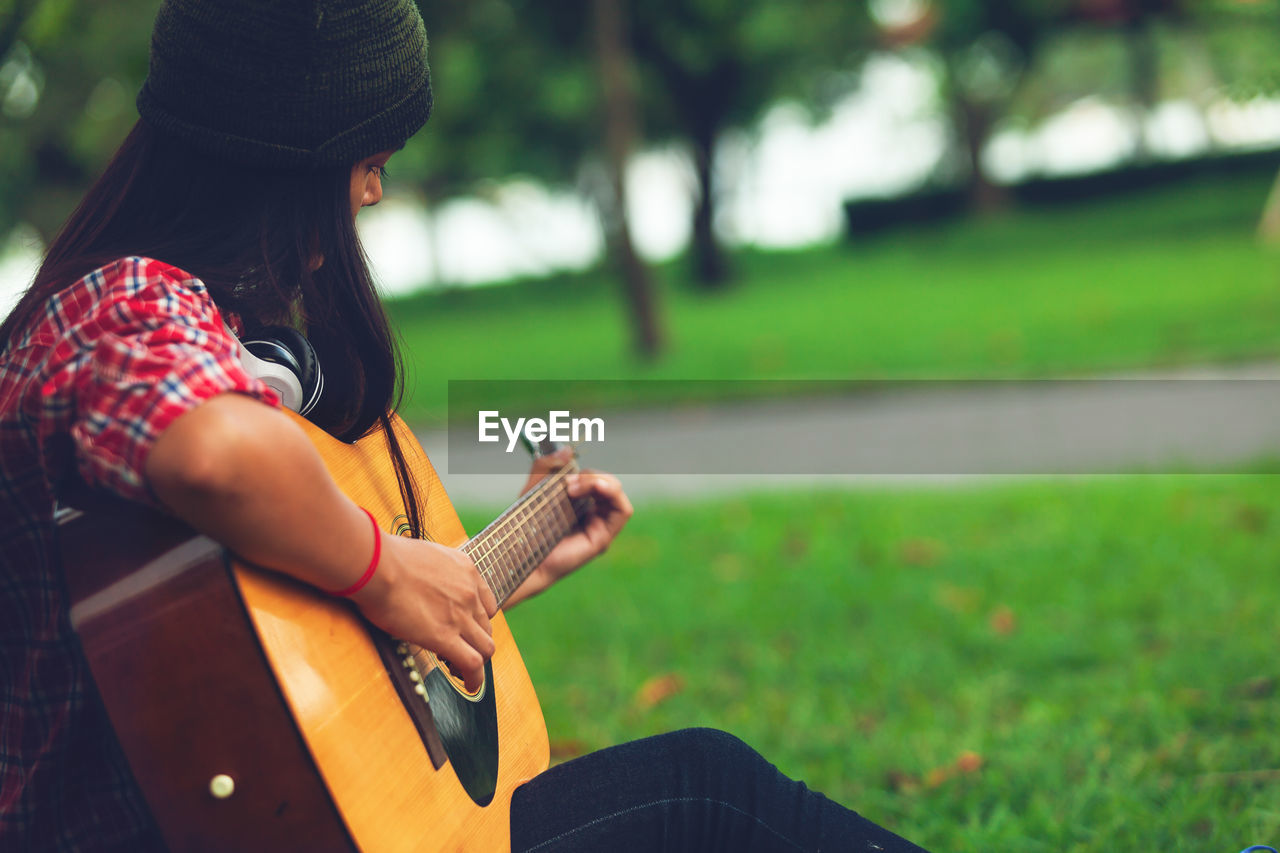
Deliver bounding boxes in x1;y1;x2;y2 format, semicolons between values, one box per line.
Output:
465;462;580;600
474;459;575;546
474;465;578;601
402;464;580;673
479;462;576;560
464;465;571;581
400;467;570;660
496;470;581;598
461;463;570;569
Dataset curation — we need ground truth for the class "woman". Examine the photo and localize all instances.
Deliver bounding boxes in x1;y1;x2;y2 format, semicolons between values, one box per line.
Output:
0;1;928;850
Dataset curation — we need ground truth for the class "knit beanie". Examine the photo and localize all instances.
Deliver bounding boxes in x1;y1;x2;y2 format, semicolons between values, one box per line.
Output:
136;0;432;169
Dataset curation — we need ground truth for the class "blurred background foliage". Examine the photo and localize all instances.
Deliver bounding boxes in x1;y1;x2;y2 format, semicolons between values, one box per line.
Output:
5;0;1280;397
1;0;151;242
4;2;1280;299
4;0;1280;364
5;5;1280;849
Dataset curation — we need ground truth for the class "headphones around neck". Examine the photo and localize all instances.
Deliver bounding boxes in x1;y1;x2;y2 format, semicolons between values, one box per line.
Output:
228;324;325;420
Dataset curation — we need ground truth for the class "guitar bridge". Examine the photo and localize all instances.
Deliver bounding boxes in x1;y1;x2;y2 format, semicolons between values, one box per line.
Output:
373;632;449;769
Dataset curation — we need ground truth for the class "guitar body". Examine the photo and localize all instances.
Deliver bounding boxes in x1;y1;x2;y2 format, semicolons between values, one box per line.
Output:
63;413;549;852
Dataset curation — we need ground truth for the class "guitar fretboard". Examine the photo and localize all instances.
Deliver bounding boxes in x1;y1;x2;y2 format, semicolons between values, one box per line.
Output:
462;461;586;606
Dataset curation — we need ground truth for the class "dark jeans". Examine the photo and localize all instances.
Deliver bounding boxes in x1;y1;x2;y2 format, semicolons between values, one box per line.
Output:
509;728;929;852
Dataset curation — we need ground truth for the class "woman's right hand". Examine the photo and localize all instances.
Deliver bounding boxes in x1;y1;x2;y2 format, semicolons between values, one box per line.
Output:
146;394;500;692
350;536;498;693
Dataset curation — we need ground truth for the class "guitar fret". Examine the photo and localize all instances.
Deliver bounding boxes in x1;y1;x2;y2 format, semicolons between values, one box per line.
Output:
550;490;571;535
528;502;550;560
502;543;520;600
543;492;567;553
467;535;497;598
500;510;529;590
460;462;583;607
511;509;530;586
508;516;526;595
552;492;573;540
489;523;509;599
491;520;509;578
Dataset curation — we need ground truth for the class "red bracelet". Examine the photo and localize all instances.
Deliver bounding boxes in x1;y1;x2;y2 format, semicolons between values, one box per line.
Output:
326;507;382;597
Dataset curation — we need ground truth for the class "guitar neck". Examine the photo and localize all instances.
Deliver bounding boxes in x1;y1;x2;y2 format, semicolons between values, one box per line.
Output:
461;460;586;607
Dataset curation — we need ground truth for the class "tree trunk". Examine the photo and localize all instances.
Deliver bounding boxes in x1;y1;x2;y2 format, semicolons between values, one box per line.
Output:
592;0;662;359
626;23;736;290
0;0;36;60
422;191;446;289
1256;166;1280;245
1123;16;1159;162
689;123;731;288
953;94;1010;215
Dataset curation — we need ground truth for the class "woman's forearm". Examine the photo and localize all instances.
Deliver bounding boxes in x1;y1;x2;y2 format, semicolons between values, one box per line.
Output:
144;392;377;594
142;392;498;690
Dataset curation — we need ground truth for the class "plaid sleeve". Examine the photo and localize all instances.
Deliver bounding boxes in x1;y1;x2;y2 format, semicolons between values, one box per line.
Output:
40;257;281;504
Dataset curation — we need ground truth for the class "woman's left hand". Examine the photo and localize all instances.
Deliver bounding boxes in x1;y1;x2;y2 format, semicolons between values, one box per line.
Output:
505;449;633;607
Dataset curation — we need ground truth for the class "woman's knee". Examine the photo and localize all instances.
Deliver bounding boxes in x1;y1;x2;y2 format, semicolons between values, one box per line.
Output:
644;727;770;780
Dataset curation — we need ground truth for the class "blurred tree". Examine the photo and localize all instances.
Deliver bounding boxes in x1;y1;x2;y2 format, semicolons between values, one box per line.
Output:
876;0;1069;212
1193;0;1280;99
512;0;870;289
1071;1;1189;160
0;0;154;244
592;0;661;357
408;2;595;200
1190;0;1280;241
1;0;37;58
413;0;665;357
877;0;1187;210
624;0;869;288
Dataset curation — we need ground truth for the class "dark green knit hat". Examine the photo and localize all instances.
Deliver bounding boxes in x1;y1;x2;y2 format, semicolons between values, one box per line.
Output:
137;0;432;169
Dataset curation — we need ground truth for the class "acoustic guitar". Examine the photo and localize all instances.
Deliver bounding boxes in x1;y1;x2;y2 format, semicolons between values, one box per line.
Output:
61;412;586;852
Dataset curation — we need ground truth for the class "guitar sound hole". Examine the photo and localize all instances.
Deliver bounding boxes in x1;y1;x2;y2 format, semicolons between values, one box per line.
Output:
433;652;484;699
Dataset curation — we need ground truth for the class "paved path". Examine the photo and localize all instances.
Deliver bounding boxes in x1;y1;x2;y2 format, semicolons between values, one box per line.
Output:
416;362;1280;506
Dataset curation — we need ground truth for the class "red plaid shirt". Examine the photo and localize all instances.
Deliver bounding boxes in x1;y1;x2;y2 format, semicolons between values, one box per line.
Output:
0;257;278;851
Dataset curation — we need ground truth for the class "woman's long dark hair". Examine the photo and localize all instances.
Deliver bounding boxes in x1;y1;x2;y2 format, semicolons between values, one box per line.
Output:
1;121;424;537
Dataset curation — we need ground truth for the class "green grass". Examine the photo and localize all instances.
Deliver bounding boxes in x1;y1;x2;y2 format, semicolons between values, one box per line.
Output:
388;171;1280;424
458;475;1280;851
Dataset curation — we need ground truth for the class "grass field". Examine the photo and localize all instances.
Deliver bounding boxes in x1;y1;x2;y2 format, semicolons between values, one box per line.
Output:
388;170;1280;423
423;170;1279;848
458;475;1280;852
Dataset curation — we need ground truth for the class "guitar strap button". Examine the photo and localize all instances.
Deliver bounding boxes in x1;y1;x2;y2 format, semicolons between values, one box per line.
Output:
208;774;236;799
